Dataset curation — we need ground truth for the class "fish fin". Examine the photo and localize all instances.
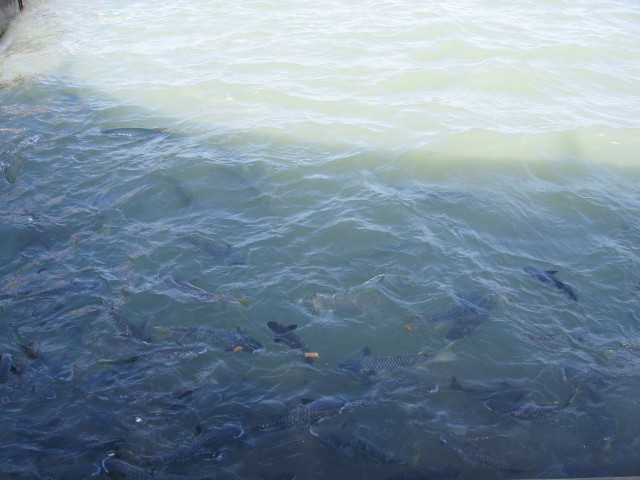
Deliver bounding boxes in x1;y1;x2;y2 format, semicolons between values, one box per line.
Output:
449;376;462;390
545;270;559;275
266;321;281;332
287;324;298;331
300;398;314;405
362;346;372;356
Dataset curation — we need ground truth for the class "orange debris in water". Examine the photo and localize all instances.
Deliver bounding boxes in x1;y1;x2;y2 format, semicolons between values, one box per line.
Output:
233;346;243;352
304;352;319;358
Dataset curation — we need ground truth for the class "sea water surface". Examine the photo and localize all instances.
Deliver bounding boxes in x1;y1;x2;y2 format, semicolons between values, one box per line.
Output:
1;1;640;479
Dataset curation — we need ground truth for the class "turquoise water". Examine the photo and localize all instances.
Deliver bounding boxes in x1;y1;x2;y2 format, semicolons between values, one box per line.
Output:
1;1;640;479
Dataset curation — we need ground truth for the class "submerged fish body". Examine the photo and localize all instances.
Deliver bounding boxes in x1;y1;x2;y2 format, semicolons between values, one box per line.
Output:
311;274;387;315
38;462;101;480
338;347;435;375
125;344;208;363
184;236;246;265
17;279;101;299
485;389;577;419
266;321;314;363
423;293;495;341
0;353;13;383
165;276;247;307
254;397;346;432
101;127;168;137
374;375;439;396
439;435;523;472
102;457;203;480
524;266;578;301
310;424;398;464
110;304;147;341
146;423;244;467
161;326;263;353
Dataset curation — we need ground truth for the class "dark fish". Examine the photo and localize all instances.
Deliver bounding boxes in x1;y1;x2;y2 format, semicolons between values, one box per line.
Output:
266;321;315;363
253;397;346;432
0;353;13;383
338;347;435;375
165;275;249;307
109;303;147;341
38;462;101;480
439;435;525;472
374;375;439;396
124;387;198;407
103;344;208;364
157;326;263;353
385;466;461;480
143;423;244;467
524;266;578;301
101;127;168;137
259;472;296;480
184;236;246;266
310;423;398;464
101;457;203;479
17;279;101;299
422;293;495;341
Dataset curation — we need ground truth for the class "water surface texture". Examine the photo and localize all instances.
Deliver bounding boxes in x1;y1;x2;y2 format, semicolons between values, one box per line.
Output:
1;1;640;479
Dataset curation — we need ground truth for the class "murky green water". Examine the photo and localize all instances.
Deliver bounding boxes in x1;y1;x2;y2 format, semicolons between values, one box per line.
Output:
1;1;640;479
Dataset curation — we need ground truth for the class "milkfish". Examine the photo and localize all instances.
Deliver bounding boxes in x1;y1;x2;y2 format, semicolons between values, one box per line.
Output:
124;387;198;407
109;303;148;341
266;321;316;363
484;388;577;419
0;353;13;383
165;275;249;307
252;397;347;432
102;457;204;479
338;347;435;375
184;235;246;266
439;434;526;472
422;293;495;341
101;127;168;137
38;463;101;480
16;279;101;299
143;423;244;467
524;266;578;301
156;326;263;353
102;344;208;365
310;423;399;464
373;375;439;396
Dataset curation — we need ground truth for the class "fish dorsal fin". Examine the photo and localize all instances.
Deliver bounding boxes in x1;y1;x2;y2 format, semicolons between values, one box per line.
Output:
300;398;314;405
236;326;245;335
545;270;558;275
449;376;462;390
287;324;297;331
362;346;372;356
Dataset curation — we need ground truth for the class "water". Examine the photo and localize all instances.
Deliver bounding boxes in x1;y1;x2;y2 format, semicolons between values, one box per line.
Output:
1;1;639;478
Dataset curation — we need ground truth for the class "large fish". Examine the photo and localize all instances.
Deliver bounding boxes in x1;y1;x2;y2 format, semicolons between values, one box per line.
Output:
338;347;435;375
16;279;101;299
165;275;249;307
0;353;13;383
422;293;495;341
143;423;244;467
184;236;246;266
101;127;168;137
439;434;526;472
310;423;399;464
102;457;205;479
266;321;315;363
102;344;208;365
252;397;346;432
156;326;263;353
524;266;578;301
110;303;148;341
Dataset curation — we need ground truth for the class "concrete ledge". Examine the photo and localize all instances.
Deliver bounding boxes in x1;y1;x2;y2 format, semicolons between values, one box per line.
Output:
1;0;19;38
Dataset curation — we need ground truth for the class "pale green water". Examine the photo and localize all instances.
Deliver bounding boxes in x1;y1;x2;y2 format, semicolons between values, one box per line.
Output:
1;1;640;479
